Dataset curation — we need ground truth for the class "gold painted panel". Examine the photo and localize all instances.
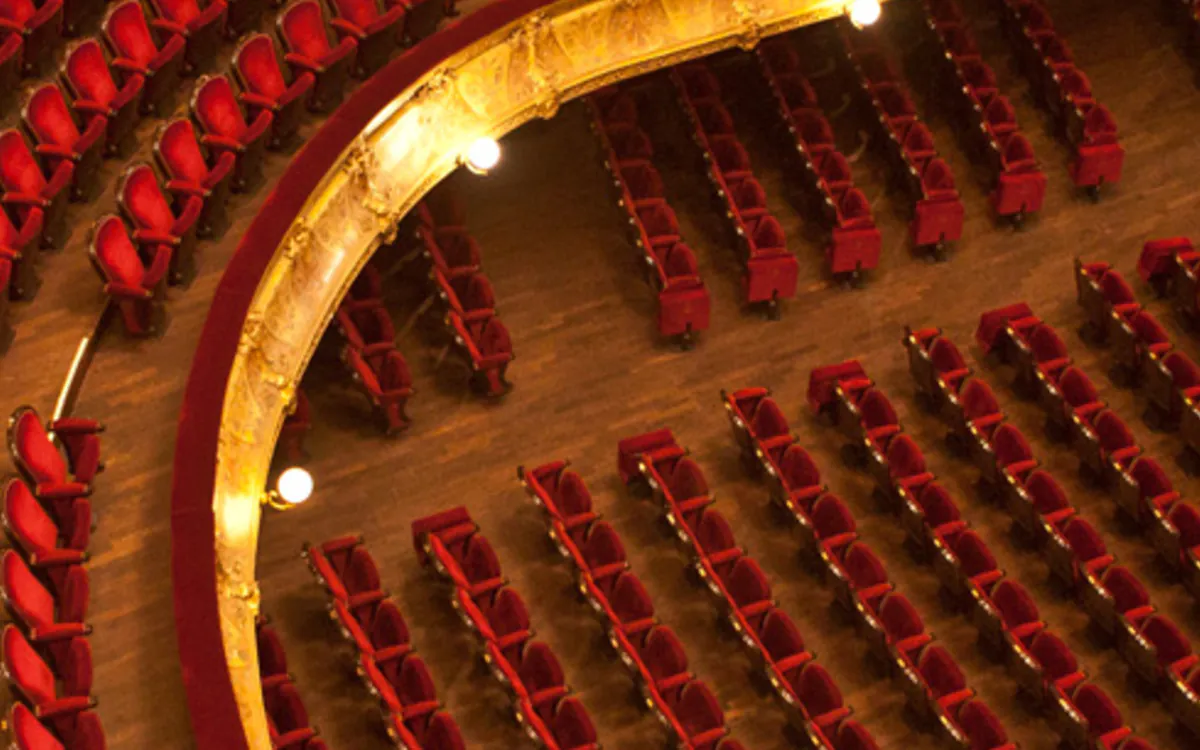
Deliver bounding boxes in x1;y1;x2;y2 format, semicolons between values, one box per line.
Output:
212;0;873;745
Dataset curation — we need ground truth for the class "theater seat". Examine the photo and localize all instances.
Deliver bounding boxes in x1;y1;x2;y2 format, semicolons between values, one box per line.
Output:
103;0;187;115
118;163;203;285
265;682;316;747
326;0;404;77
62;40;144;158
88;215;170;336
233;33;314;149
0;0;62;76
449;313;513;397
674;680;727;747
256;620;290;691
0;130;72;249
3;478;89;565
759;609;810;686
2;550;89;636
10;702;105;750
609;572;655;644
190;75;273;192
2;627;95;723
548;696;598;750
277;0;358;112
22;85;107;204
343;345;413;434
147;0;228;74
9;406;102;495
793;663;850;731
154;118;235;238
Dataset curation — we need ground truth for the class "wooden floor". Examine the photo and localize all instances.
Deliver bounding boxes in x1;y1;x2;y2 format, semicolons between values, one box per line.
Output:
5;0;1200;747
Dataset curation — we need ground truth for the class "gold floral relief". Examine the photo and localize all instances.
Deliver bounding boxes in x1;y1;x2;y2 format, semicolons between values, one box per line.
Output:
212;0;880;746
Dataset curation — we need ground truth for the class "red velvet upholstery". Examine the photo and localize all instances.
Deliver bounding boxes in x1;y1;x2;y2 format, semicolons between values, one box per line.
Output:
2;626;95;729
2;550;90;635
3;478;90;565
23;85;106;203
119;163;203;285
449;313;512;396
0;0;62;76
148;0;228;74
103;0;187;115
62;40;144;157
326;0;404;77
278;0;359;111
233;33;314;148
343;344;413;433
89;215;170;336
154;118;235;237
0;130;72;249
190;75;273;192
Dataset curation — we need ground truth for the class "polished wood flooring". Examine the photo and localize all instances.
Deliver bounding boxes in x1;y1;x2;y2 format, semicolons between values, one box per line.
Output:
4;0;1200;747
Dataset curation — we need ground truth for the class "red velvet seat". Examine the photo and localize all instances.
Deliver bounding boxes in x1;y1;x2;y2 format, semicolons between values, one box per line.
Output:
422;226;480;277
366;652;439;719
118;163;203;285
102;1;186;115
811;495;856;559
190;74;273;192
265;682;317;748
835;719;881;750
0;0;62;76
277;0;358;112
449;313;513;397
233;33;313;149
878;593;930;665
531;467;596;535
958;700;1010;750
336;300;394;349
608;572;655;645
793;662;850;732
325;0;404;77
605;124;653;164
479;587;531;663
723;556;772;633
3;478;89;567
8;406;103;492
1067;683;1131;749
2;550;89;637
579;521;627;596
515;641;568;719
88;215;170;336
0;130;72;249
303;536;381;600
147;0;228;74
759;609;810;687
62;40;144;158
546;696;598;750
436;270;495;322
153;118;235;238
2;627;94;729
22;85;107;204
10;702;105;750
343;344;413;434
916;644;972;717
673;680;727;749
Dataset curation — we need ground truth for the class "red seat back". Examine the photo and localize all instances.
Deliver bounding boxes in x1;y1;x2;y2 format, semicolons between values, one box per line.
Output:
885;435;927;480
779;445;821;491
25;86;81;149
550;696;597;748
954;531;998;579
1029;631;1077;680
796;662;844;716
194;76;249;140
4;479;60;556
0;0;36;23
991;424;1033;467
156;0;202;24
610;572;653;625
727;556;771;609
811;494;855;539
879;593;924;642
760;609;805;663
750;398;789;441
0;131;46;196
3;626;57;705
960;380;999;422
676;681;724;737
105;1;160;66
993;580;1040;629
518;641;564;695
958;700;1009;750
694;509;736;559
93;216;147;288
1059;367;1098;408
844;543;888;590
157;119;211;185
642;625;688;683
236;34;288;100
11;408;69;486
1094;411;1136;454
330;0;382;29
1073;684;1124;735
424;713;465;750
1025;470;1070;514
1102;566;1149;614
917;482;960;527
121;164;175;234
66;41;119;107
918;645;966;698
10;703;66;750
280;0;335;60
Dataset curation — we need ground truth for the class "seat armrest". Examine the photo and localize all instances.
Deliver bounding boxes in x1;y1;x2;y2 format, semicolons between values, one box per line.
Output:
50;417;104;435
284;52;324;74
29;622;91;643
201;133;245;153
112;57;150;76
34;144;78;162
34;695;96;720
2;192;49;209
72;99;114;118
30;548;88;567
239;92;277;112
143;245;173;288
133;228;180;247
151;17;188;35
166;179;209;199
330;17;365;39
104;281;153;300
35;482;90;498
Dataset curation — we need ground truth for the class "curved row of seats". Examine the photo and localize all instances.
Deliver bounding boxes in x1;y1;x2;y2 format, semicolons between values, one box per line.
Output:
302;535;466;748
721;388;1018;750
256;617;327;750
755;39;881;285
519;459;744;750
411;507;600;749
990;0;1123;196
911;321;1200;742
587;86;711;349
809;358;1166;750
1073;259;1200;597
669;61;798;316
411;188;514;397
334;263;415;433
837;21;964;259
914;0;1046;223
609;430;883;750
2;405;105;749
1139;237;1200;331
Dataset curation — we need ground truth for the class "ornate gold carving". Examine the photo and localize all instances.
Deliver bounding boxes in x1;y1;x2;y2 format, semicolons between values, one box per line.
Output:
211;1;872;747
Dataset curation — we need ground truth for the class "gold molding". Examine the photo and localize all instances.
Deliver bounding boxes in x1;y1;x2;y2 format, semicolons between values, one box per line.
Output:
213;1;864;745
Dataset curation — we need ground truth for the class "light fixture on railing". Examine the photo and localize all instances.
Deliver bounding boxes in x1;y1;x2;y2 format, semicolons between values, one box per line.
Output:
462;137;501;175
847;0;882;28
263;467;313;511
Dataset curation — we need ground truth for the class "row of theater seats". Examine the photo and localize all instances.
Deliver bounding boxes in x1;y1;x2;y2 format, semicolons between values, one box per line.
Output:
1;406;105;749
915;0;1046;222
1139;237;1200;331
411;188;514;397
670;61;799;316
917;312;1200;741
256;617;327;750
587;86;711;348
615;430;881;750
0;0;104;87
721;389;1017;750
303;535;466;748
411;507;599;749
992;0;1124;195
519;458;743;750
1076;260;1200;592
756;39;881;285
334;264;415;434
808;359;1162;750
837;22;964;258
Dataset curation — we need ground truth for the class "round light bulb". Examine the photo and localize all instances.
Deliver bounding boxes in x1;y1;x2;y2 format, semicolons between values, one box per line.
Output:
464;137;501;175
276;467;313;506
848;0;881;28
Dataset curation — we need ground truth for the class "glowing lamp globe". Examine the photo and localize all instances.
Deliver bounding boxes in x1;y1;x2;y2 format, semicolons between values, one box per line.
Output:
848;0;881;28
464;137;501;175
274;467;313;508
